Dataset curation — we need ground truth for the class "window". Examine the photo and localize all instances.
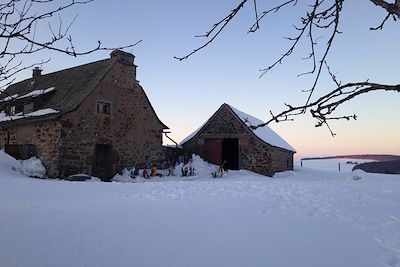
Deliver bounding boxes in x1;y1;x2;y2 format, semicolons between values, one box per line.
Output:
9;105;23;115
97;101;111;114
10;105;16;115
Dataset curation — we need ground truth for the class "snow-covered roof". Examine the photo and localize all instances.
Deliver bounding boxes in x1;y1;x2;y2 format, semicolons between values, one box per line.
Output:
0;108;59;123
179;104;296;152
0;87;56;102
227;105;295;152
17;87;56;100
0;94;19;102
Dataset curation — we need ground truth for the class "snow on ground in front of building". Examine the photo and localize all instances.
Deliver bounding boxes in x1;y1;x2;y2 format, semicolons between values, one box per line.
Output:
0;151;46;178
0;152;400;267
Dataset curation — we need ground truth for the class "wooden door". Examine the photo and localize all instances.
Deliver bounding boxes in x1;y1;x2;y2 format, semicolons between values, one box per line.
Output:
95;144;111;181
204;138;222;165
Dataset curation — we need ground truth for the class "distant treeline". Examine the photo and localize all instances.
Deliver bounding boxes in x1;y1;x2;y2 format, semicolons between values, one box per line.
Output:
302;155;400;161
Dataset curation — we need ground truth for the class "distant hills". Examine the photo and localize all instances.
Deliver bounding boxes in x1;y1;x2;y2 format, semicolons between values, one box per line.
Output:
302;155;400;161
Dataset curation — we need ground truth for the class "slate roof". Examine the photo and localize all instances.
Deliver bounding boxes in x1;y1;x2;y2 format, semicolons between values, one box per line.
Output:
180;103;296;152
0;54;168;129
0;59;112;114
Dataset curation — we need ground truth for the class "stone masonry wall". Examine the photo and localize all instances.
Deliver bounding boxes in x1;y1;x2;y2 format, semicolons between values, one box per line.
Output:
0;120;62;177
183;105;293;176
58;61;165;178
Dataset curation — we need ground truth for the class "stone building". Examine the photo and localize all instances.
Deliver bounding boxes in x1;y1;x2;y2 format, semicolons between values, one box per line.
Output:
180;103;295;176
0;50;168;180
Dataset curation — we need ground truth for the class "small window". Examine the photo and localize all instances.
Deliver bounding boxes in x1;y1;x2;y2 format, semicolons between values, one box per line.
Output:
10;105;23;115
97;101;111;114
10;105;16;115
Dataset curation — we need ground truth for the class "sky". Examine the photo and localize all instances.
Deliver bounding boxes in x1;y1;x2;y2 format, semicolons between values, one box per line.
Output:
7;0;400;159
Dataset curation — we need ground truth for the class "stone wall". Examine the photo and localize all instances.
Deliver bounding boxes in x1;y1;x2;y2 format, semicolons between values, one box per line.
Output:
182;105;294;176
0;120;62;177
58;61;166;179
183;106;249;161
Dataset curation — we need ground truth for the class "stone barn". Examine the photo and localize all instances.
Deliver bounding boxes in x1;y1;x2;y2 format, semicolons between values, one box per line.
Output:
0;50;168;180
180;103;295;176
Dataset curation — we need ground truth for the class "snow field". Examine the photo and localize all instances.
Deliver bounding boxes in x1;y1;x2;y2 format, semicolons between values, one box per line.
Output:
0;152;399;266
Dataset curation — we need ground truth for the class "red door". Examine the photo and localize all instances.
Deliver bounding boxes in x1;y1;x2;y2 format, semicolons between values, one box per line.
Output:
204;138;222;165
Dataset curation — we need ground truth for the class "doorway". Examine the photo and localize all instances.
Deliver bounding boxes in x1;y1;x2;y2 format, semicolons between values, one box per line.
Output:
221;138;239;170
95;144;111;181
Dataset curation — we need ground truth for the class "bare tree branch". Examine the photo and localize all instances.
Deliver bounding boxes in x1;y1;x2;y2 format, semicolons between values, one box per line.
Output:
370;12;392;30
253;81;400;136
176;0;399;135
251;0;260;32
248;0;298;33
174;0;247;61
0;0;141;92
370;0;400;18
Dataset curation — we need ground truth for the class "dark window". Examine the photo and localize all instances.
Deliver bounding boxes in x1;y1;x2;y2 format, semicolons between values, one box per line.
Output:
9;105;16;115
97;101;111;114
9;105;23;115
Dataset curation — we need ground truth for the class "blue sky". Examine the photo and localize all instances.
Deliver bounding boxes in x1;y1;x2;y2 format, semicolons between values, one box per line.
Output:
11;0;400;158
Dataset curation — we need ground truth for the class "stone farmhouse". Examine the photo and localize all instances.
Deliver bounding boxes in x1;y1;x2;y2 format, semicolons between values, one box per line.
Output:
0;50;168;180
180;103;296;176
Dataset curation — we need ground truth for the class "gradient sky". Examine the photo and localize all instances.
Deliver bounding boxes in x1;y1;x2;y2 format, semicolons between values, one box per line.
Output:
10;0;400;159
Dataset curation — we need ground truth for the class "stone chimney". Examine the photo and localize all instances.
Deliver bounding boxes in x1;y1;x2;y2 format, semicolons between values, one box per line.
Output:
110;50;135;65
32;66;42;78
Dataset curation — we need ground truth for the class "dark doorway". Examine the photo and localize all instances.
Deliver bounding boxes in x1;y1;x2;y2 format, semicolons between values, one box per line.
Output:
204;138;222;165
222;138;239;170
95;144;111;181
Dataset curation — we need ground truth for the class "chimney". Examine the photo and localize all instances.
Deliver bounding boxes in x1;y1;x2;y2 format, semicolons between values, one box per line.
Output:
110;50;135;65
32;67;42;78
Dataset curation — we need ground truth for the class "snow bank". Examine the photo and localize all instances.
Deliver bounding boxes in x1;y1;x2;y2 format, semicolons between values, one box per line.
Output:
176;154;215;176
19;157;46;178
0;150;46;178
0;150;24;176
112;169;135;183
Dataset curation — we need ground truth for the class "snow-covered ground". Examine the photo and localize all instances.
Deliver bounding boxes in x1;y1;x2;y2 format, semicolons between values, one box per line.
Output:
0;152;399;267
298;158;375;173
